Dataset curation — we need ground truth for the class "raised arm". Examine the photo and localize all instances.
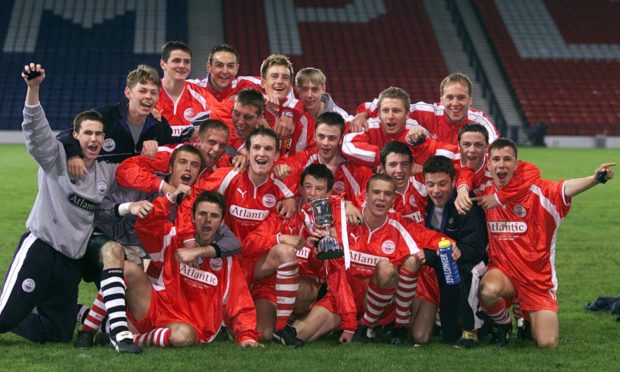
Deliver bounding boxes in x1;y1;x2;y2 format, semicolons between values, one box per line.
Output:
564;163;615;198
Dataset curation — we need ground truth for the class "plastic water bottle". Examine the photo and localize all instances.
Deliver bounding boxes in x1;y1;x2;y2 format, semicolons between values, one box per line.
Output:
438;238;460;285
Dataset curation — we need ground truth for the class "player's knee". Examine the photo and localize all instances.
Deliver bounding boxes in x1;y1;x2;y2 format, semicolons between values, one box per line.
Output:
273;244;297;263
373;260;397;287
169;326;196;347
401;255;420;273
100;241;125;267
478;279;501;304
258;325;274;342
411;328;431;344
535;334;558;349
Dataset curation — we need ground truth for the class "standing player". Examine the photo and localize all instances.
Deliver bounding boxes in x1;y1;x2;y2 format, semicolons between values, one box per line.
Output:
189;43;262;102
129;191;261;348
341;87;420;169
352;73;498;144
477;138;614;348
294;67;352;121
0;64;117;344
156;41;228;136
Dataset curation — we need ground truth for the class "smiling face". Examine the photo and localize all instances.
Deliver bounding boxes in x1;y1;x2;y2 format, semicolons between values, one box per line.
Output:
161;49;191;82
440;82;472;123
379;98;407;137
193;201;223;243
73;120;105;164
458;131;487;170
383;152;412;193
248;134;277;180
315;123;342;162
207;51;239;91
125;81;159;118
232;102;260;141
424;172;454;208
168;150;202;188
365;179;396;219
300;174;330;204
261;64;292;100
197;128;228;167
488;146;517;188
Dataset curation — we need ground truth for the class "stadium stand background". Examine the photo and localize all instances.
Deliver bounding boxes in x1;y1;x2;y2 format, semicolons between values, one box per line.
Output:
1;0;618;147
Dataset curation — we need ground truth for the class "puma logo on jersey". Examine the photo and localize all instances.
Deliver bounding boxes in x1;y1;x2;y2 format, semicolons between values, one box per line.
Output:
237;188;247;198
287;226;296;234
349;232;360;243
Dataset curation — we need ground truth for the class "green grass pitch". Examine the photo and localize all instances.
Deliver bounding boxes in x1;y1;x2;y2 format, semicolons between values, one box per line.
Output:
0;144;618;371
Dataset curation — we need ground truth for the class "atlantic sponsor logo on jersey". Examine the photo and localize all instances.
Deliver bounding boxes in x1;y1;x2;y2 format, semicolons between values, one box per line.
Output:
229;205;270;221
350;251;384;267
68;193;98;213
296;247;311;260
180;263;218;286
487;221;528;233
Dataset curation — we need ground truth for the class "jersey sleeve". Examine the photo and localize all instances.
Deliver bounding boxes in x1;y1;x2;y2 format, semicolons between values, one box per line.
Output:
224;258;261;344
341;131;380;167
214;224;242;257
409;137;458;166
22;105;61;171
135;195;175;255
115;150;173;192
241;212;281;260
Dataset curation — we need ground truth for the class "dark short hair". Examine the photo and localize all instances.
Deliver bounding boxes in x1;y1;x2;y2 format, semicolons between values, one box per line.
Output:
208;43;240;65
161;41;192;62
245;126;279;152
366;173;396;193
236;88;265;116
422;155;456;180
73;110;105;132
300;163;334;192
458;123;489;144
489;137;518;158
198;119;229;137
380;141;412;168
192;191;226;219
169;144;206;175
316;112;345;135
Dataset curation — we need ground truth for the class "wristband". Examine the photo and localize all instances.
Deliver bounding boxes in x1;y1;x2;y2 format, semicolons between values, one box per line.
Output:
596;170;608;184
281;110;293;118
211;243;222;258
117;202;132;217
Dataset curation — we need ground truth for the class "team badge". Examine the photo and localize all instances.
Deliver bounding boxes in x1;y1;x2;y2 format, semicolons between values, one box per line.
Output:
209;258;223;271
513;204;527;218
97;181;108;195
409;195;417;207
332;181;345;195
22;278;36;293
262;194;276;208
183;108;195;121
103;138;116;152
381;240;396;255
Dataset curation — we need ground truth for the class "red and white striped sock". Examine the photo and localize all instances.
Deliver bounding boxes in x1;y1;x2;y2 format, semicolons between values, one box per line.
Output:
512;299;522;320
481;299;512;325
81;291;106;332
394;267;418;328
134;328;171;347
360;280;396;327
275;261;299;331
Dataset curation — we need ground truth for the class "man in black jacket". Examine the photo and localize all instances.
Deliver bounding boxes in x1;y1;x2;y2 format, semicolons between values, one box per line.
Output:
59;64;181;179
411;155;488;348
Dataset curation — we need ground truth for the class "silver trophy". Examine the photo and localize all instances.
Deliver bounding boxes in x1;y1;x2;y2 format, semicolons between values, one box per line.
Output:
310;198;343;259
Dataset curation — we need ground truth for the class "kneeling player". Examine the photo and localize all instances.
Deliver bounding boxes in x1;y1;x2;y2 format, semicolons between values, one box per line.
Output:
129;191;260;347
478;138;614;348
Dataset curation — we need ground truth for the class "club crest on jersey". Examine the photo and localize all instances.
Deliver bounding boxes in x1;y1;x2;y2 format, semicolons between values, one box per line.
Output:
513;204;527;218
262;194;276;208
381;240;396;255
409;195;417;207
209;258;223;271
332;181;345;195
97;181;108;195
22;278;35;293
103;138;116;152
183;108;194;121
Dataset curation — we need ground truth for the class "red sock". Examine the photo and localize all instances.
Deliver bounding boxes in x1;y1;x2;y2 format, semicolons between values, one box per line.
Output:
481;298;512;325
275;262;299;330
134;328;171;347
81;290;106;332
394;267;418;327
360;280;396;327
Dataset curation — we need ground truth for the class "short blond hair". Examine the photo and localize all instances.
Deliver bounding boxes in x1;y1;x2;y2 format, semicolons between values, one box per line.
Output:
439;72;472;97
378;87;410;111
126;64;160;89
295;67;326;87
260;54;293;79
